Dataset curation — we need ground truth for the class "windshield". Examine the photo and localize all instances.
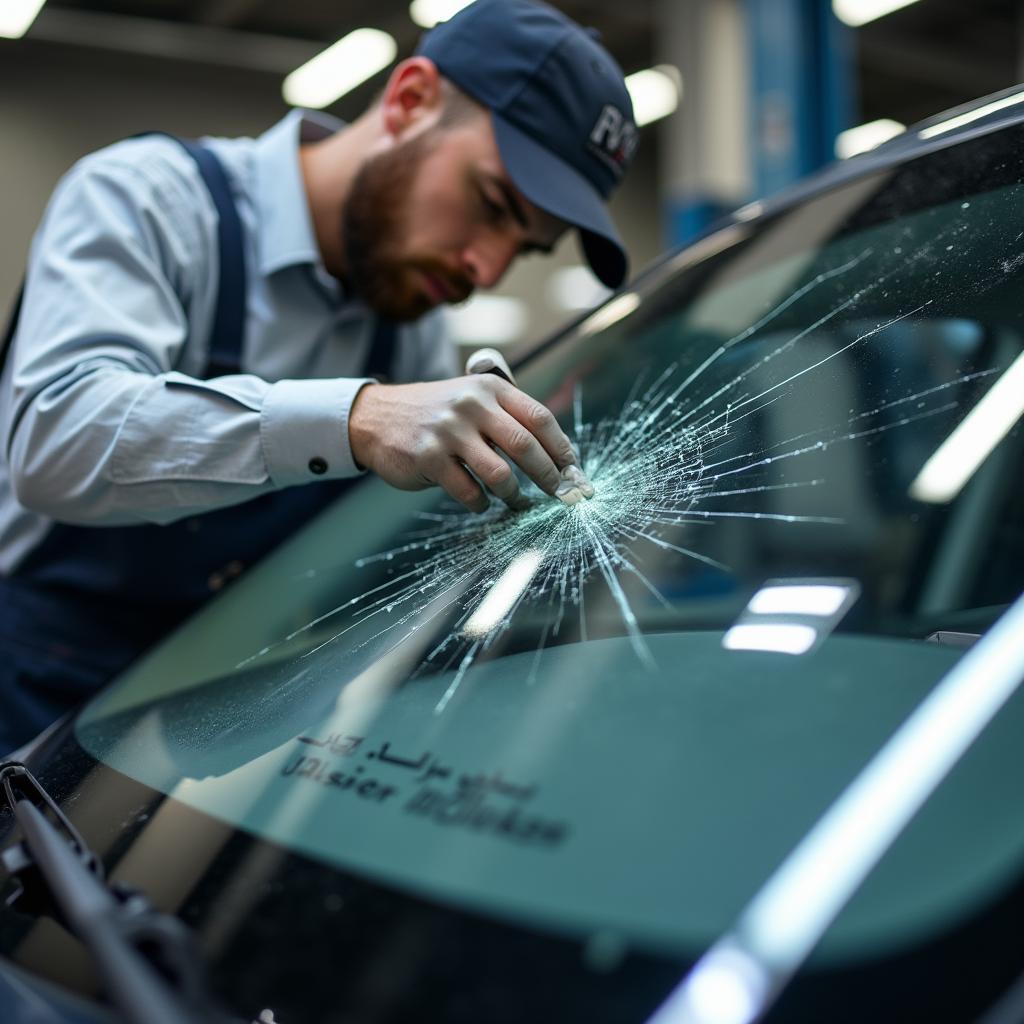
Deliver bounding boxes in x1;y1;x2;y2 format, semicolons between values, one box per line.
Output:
72;126;1024;1021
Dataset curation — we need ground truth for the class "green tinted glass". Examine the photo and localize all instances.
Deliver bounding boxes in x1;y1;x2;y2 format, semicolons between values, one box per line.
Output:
78;171;1024;962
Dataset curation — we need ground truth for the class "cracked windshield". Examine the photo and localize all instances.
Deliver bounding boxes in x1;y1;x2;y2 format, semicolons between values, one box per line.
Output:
77;148;1024;956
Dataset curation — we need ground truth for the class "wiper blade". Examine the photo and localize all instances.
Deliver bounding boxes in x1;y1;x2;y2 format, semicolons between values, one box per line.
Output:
0;761;230;1024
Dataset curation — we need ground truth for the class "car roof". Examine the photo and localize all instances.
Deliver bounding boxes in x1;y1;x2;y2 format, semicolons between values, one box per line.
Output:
585;80;1024;313
735;82;1024;231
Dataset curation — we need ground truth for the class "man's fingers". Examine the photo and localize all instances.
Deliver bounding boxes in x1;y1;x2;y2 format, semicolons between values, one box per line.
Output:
463;442;530;510
475;378;596;504
349;375;591;508
496;386;577;472
435;461;490;514
555;464;596;505
483;407;564;496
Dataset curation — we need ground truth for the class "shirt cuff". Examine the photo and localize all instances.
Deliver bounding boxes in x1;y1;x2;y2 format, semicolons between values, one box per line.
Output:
261;377;375;487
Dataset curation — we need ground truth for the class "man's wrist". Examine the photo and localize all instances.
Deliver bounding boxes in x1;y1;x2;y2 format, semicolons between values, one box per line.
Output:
348;381;380;472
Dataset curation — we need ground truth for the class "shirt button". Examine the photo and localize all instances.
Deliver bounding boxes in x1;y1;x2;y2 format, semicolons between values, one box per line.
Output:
309;457;328;475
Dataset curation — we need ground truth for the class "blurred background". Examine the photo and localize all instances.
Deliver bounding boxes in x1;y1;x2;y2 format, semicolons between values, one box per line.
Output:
1;0;1021;360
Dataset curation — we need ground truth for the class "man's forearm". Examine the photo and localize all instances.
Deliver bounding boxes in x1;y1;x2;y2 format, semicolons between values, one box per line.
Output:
6;363;372;526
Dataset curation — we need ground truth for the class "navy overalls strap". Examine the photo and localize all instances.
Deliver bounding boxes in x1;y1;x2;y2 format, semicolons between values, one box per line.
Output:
0;135;392;749
152;134;398;382
0;140;396;381
0;135;247;378
169;137;248;379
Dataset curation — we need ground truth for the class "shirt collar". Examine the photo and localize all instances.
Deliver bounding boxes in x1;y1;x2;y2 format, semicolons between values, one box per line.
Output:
254;108;344;277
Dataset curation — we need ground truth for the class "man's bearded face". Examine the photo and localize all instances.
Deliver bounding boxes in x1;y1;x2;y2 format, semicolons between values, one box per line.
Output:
342;129;473;323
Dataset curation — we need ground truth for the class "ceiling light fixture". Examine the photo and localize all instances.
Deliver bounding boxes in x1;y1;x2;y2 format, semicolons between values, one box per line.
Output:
282;28;397;110
722;624;819;656
747;584;853;618
409;0;474;30
0;0;46;38
835;118;905;159
626;65;683;128
723;578;860;657
831;0;921;27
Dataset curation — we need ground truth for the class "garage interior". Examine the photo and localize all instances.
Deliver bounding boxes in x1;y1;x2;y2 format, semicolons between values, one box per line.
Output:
2;0;1022;357
1;4;1024;1022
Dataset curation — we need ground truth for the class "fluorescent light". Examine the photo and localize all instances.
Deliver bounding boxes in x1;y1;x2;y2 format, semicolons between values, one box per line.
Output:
728;578;859;655
747;584;851;617
445;295;527;346
722;624;818;656
548;266;613;311
464;550;544;637
648;942;769;1024
835;118;905;159
0;0;46;38
832;0;921;27
409;0;474;29
578;292;640;337
626;65;682;128
909;350;1024;503
919;90;1024;140
282;28;397;109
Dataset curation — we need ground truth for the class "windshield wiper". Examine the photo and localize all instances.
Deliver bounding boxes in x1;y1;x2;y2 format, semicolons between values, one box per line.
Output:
0;761;232;1024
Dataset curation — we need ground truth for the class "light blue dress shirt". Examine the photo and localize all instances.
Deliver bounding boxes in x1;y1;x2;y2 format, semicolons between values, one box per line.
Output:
0;110;457;573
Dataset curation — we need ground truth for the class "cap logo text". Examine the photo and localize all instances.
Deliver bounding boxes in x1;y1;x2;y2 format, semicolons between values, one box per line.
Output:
588;104;639;176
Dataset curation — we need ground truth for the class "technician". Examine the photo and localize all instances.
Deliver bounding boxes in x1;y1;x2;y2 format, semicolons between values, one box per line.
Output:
0;0;638;750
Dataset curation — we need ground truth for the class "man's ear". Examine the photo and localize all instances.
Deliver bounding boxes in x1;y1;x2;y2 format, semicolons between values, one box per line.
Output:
379;57;444;138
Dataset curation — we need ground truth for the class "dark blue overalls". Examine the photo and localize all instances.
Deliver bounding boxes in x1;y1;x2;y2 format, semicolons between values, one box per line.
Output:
0;137;394;751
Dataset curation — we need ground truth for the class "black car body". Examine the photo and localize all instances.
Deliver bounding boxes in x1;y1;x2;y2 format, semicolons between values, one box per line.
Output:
2;86;1024;1024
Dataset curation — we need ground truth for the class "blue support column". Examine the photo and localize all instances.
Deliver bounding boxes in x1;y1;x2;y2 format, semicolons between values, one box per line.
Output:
745;0;855;199
658;0;752;248
819;2;856;158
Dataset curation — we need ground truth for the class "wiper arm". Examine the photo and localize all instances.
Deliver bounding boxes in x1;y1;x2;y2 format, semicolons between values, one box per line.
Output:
0;761;230;1024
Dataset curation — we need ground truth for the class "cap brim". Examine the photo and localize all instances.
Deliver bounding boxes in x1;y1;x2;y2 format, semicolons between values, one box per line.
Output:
491;112;628;289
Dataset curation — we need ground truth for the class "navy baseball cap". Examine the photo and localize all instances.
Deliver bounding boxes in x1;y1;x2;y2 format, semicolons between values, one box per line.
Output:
417;0;637;288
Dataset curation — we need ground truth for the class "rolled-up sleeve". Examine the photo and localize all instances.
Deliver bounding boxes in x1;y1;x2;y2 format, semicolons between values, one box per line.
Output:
3;140;370;527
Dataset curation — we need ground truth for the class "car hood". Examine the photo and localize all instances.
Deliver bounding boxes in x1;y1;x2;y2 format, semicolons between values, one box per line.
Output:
73;631;1022;966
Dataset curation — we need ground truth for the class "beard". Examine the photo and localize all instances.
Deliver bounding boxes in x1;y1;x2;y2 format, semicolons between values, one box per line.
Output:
341;131;471;323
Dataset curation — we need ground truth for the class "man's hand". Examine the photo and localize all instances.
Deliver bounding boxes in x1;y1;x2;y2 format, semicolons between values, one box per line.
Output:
348;376;578;512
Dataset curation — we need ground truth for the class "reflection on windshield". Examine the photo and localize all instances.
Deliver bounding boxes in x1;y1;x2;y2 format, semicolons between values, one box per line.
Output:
237;242;995;708
650;590;1024;1024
